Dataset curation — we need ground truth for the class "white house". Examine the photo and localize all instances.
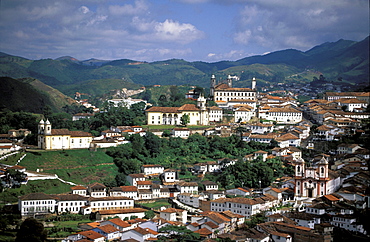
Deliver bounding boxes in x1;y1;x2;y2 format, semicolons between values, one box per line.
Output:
247;123;274;134
275;133;301;148
171;128;190;138
208;106;223;122
126;173;145;186
210;197;260;218
176;182;198;194
93;224;121;241
141;164;164;176
57;194;88;214
88;196;134;213
88;182;107;197
177;193;203;208
162;169;178;183
331;214;366;234
262;107;302;124
18;192;57;216
234;106;256;123
159;208;188;224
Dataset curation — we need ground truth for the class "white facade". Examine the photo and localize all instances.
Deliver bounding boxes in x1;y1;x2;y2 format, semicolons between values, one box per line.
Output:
208;107;223;122
176;182;198;194
210;197;260;219
248;123;274;134
171;128;190;138
18;193;57;216
331;215;366;234
234;107;256;123
162;170;177;183
38;120;93;150
141;165;164;175
262;107;302;124
57;194;88;214
89;197;134;212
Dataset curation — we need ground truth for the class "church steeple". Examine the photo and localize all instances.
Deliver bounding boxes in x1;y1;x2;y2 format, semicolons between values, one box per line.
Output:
210;74;216;97
227;74;232;87
44;119;52;135
252;77;256;90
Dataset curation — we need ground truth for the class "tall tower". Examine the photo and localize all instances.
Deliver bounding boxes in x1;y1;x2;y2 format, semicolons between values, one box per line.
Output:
294;158;305;197
317;157;329;179
44;119;52;135
252;77;256;90
197;94;208;125
210;74;216;97
227;74;232;87
38;119;45;135
197;94;207;111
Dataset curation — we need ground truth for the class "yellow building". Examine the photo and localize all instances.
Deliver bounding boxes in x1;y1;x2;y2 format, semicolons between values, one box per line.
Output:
38;119;93;150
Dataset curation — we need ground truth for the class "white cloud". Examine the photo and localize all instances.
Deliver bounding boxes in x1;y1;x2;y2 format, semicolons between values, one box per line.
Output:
79;6;90;14
232;0;368;51
154;19;205;43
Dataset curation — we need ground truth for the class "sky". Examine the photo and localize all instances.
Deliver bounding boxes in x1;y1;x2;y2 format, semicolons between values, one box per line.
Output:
0;0;368;62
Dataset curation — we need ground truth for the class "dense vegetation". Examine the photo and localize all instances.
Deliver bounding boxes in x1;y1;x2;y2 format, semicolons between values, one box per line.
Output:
0;77;75;113
106;133;294;189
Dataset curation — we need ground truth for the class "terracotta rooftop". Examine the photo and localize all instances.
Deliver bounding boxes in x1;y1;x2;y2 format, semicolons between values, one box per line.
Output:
78;230;104;240
96;224;119;233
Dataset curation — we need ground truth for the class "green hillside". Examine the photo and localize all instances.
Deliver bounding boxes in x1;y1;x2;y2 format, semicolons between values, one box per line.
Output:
20;149;117;185
0;77;75;113
0;36;368;95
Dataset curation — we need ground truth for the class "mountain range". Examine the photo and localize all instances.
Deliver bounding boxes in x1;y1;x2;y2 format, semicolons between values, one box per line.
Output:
0;36;368;109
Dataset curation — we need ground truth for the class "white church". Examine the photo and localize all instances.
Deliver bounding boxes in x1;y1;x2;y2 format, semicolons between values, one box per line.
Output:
38;119;93;150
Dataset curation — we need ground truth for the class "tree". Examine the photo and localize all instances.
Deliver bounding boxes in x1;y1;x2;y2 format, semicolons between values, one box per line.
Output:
144;210;156;219
16;218;47;242
158;225;200;241
180;114;190;126
162;130;172;137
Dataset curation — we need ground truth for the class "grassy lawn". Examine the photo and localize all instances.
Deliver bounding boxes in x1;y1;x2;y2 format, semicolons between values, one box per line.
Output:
139;199;171;209
45;219;91;238
0;152;25;166
17;149;118;185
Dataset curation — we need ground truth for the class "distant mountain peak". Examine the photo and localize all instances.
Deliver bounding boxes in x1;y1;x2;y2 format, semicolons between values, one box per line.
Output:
56;56;79;62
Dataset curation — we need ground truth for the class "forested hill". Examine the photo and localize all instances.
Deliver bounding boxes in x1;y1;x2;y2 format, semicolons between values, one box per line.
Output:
0;36;368;96
0;77;75;113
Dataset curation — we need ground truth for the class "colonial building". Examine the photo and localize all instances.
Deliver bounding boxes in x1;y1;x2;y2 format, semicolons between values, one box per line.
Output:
145;95;215;125
37;119;93;150
211;75;257;108
260;107;303;124
293;157;341;199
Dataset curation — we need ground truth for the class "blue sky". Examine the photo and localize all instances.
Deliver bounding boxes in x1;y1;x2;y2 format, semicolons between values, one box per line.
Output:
0;0;368;62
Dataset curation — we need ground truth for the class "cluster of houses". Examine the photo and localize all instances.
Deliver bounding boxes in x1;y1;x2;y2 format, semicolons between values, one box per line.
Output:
2;78;369;241
17;137;370;241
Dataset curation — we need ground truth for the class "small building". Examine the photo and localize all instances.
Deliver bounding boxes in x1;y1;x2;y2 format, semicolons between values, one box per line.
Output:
159;208;188;224
141;164;164;176
126;173;145;186
171;128;190;138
